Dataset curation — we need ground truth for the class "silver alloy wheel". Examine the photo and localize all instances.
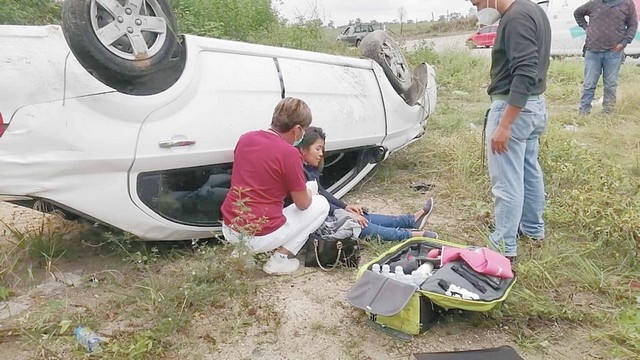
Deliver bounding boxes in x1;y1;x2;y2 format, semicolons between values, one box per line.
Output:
90;0;168;60
381;40;410;85
360;31;412;95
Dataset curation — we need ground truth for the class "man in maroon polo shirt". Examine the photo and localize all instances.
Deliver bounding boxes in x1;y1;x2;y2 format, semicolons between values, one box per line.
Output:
221;97;329;275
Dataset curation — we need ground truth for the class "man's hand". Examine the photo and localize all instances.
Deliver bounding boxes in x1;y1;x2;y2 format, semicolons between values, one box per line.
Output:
345;204;364;215
613;44;625;52
491;125;511;154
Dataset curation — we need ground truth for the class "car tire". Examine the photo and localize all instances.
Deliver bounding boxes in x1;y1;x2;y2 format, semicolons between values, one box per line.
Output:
355;39;361;47
62;0;180;90
359;30;411;95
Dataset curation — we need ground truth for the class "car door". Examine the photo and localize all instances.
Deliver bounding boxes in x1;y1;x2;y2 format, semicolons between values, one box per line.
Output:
348;26;360;44
276;56;385;152
338;26;351;43
128;42;283;232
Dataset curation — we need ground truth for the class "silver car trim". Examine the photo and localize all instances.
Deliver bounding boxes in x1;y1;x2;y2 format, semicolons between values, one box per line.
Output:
158;139;196;148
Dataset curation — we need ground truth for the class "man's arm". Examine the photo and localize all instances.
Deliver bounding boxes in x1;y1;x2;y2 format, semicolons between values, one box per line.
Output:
504;13;539;108
490;105;522;154
574;2;591;29
622;0;638;47
291;189;312;210
493;13;540;154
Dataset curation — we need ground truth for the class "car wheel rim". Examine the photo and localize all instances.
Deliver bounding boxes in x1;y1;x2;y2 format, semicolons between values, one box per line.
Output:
90;0;168;61
381;41;408;82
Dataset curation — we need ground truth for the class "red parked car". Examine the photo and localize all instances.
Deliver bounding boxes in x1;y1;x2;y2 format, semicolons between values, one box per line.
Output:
466;25;498;48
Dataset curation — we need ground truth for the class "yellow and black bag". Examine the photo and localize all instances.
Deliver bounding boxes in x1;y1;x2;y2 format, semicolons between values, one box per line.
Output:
346;237;517;335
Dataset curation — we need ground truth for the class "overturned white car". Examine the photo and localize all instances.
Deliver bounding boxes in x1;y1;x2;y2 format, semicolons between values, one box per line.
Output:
0;0;437;241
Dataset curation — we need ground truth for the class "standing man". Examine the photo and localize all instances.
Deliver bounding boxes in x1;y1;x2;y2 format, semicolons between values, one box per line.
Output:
575;0;637;115
470;0;551;262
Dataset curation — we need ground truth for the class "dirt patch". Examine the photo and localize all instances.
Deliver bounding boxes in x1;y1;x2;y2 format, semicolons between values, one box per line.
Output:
0;201;603;359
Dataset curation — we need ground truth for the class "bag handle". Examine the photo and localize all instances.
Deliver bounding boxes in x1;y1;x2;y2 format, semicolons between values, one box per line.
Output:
314;238;343;271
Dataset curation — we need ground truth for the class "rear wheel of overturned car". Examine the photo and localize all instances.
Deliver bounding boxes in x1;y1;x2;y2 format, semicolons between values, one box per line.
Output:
359;30;412;95
62;0;181;94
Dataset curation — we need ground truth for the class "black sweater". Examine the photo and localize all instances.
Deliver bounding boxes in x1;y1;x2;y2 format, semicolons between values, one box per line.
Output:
488;0;551;108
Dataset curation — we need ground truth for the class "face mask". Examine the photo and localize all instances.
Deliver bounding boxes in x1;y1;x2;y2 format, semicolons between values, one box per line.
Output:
476;2;501;26
292;128;305;147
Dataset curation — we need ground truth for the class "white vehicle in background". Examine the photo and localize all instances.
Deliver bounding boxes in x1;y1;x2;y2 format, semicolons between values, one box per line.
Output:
537;0;640;57
0;0;437;241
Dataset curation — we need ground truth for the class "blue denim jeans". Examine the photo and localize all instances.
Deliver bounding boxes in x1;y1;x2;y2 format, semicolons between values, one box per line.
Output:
579;50;624;114
358;213;415;242
486;98;548;256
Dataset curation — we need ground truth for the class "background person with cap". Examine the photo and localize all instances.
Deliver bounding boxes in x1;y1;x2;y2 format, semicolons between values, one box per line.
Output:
468;0;551;262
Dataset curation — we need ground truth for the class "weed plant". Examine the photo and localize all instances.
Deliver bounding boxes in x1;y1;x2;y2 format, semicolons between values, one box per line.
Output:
0;215;75;288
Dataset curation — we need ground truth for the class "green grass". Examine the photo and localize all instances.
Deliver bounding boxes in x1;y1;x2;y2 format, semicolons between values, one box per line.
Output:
1;4;639;356
372;51;640;356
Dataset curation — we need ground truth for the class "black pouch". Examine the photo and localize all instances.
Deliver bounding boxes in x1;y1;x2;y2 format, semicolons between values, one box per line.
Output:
302;233;360;271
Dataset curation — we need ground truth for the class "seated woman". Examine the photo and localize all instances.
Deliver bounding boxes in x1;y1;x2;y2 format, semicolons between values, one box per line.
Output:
297;126;437;242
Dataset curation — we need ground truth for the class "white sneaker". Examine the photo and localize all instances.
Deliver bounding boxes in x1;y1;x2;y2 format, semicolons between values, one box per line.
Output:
263;255;300;275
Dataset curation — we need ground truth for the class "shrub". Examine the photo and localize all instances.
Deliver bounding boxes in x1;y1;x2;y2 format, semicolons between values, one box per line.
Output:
0;0;62;25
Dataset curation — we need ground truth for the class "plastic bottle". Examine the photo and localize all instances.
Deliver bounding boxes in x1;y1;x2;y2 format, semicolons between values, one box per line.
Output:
394;266;405;279
371;264;381;274
415;262;434;277
381;264;391;278
75;326;101;352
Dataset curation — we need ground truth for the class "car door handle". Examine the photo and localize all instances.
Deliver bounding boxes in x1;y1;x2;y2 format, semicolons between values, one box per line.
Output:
158;139;196;148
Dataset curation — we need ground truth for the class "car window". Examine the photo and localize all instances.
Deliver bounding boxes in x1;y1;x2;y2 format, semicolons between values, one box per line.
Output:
355;25;362;33
137;164;232;226
367;25;374;32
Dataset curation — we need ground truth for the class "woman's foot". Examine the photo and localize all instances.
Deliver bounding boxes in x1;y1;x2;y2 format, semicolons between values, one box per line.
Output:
413;197;434;230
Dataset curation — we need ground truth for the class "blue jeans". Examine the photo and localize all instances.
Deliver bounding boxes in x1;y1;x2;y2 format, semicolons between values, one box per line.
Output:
579;50;623;113
486;98;548;256
359;213;415;242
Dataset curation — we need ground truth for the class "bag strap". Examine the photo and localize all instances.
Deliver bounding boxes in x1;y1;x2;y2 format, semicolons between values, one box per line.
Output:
314;238;343;272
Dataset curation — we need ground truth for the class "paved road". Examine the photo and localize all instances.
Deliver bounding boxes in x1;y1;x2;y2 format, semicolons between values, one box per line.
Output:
403;34;491;57
402;33;640;65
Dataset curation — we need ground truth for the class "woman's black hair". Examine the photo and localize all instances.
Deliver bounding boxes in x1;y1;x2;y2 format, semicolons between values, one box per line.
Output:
296;126;326;150
297;126;326;170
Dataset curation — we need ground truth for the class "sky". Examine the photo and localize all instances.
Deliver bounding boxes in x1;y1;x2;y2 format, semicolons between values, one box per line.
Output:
271;0;473;26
